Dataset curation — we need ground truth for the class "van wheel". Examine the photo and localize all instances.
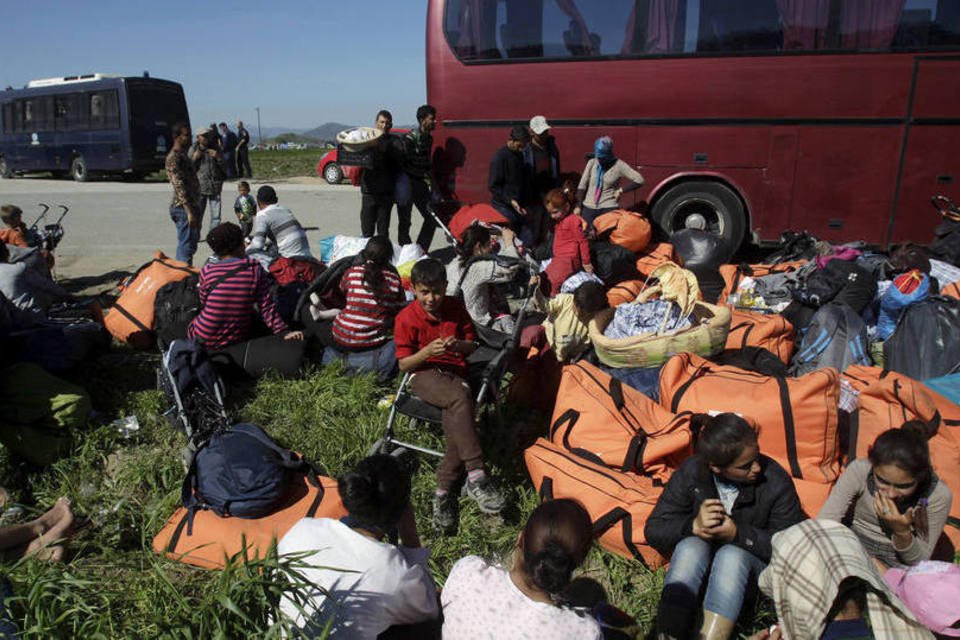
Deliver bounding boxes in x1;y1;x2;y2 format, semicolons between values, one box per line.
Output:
323;162;343;184
652;181;746;262
71;156;88;182
0;157;11;179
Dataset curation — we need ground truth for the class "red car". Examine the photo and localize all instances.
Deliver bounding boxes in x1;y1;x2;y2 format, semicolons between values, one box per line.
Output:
316;128;409;185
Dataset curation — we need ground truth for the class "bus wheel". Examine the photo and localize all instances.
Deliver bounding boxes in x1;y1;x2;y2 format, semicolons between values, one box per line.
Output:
0;157;11;179
323;162;343;184
652;181;746;261
71;156;89;182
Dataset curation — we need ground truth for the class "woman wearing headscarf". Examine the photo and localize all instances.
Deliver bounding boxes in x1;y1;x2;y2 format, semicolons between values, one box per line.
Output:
575;136;645;228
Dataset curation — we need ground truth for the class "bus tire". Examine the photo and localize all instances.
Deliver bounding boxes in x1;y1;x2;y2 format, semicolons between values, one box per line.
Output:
652;181;746;261
70;156;89;182
0;157;11;179
323;162;343;185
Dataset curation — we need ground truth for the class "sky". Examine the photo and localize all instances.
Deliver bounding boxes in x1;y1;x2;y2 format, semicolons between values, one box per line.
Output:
3;0;428;132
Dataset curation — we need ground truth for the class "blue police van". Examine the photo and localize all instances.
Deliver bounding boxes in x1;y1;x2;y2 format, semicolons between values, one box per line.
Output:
0;73;190;181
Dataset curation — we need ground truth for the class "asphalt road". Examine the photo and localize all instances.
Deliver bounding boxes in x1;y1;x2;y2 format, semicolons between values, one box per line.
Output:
0;176;374;288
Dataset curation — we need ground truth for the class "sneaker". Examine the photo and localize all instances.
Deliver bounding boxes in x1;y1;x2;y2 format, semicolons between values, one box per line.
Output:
432;492;459;534
464;476;505;514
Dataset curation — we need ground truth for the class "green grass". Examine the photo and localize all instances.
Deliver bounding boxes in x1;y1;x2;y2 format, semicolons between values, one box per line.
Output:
0;352;785;638
249;149;324;180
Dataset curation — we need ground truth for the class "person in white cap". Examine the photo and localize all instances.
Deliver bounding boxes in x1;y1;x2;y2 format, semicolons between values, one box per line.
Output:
523;115;560;249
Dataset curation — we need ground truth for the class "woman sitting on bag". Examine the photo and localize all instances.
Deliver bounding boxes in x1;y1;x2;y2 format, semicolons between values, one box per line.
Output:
188;223;302;350
441;498;602;640
278;454;440;638
446;223;536;335
818;421;953;571
645;413;805;640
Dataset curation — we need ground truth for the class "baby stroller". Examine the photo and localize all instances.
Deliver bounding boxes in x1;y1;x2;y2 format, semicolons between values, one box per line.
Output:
27;203;68;253
370;264;539;459
157;338;230;467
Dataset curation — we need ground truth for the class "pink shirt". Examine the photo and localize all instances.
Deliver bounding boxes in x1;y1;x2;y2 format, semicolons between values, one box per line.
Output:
441;556;602;640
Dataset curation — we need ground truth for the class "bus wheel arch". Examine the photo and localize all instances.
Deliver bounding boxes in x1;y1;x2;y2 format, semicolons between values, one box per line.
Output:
649;177;749;260
0;157;11;179
70;155;88;182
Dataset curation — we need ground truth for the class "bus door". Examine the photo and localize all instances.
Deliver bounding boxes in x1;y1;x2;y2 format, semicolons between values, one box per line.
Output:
889;55;960;244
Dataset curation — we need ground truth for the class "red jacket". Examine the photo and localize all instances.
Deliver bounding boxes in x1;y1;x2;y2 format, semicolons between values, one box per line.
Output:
552;214;591;267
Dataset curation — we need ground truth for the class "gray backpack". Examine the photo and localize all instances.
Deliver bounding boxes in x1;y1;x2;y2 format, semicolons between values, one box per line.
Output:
790;303;871;376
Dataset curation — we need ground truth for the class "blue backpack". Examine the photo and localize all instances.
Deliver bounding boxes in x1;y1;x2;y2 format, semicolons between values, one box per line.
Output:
181;423;313;533
790;303;871;376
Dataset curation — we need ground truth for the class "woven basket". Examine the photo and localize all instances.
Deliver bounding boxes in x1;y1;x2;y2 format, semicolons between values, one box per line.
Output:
589;301;732;369
336;127;382;152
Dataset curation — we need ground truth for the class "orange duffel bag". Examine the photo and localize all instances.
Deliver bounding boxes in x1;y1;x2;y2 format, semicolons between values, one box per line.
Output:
725;309;796;364
593;210;652;254
717;261;808;305
525;438;666;568
549;361;693;481
636;242;679;279
606;280;645;307
841;365;960;550
104;251;198;349
153;472;345;570
659;352;841;484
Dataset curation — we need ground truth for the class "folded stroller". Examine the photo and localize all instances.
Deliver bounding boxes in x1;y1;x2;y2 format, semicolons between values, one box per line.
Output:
157;339;230;466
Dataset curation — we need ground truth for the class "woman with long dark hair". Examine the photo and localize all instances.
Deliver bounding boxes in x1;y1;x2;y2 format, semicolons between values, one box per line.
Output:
645;413;805;640
818;421;953;569
441;498;602;639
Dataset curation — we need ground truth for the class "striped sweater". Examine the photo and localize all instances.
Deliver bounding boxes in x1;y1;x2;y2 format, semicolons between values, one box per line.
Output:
331;264;406;350
187;257;288;349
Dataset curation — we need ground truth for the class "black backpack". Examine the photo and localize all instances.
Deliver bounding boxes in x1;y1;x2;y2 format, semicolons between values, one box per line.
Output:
154;262;251;350
884;296;960;380
590;241;638;285
181;423;316;534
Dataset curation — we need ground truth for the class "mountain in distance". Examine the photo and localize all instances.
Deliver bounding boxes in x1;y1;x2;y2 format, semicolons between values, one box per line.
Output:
302;122;356;142
256;122;417;143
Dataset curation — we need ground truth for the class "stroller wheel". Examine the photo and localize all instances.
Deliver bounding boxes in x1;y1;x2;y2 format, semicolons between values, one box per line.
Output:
180;444;195;472
389;445;420;476
368;438;392;457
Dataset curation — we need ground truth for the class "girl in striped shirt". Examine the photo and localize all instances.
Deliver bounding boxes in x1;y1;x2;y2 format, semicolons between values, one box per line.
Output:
188;222;301;350
322;236;406;379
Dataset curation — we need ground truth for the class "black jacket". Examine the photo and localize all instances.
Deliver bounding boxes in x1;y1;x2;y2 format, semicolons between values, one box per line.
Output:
361;134;402;196
644;454;805;563
488;145;527;207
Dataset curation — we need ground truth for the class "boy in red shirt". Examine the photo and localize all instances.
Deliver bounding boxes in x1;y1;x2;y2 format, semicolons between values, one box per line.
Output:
394;258;505;533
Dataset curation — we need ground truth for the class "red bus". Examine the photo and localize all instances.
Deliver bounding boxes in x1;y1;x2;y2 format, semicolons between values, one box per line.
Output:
426;0;960;255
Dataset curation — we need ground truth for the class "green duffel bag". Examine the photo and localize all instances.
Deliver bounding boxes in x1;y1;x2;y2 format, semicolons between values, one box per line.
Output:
0;362;91;465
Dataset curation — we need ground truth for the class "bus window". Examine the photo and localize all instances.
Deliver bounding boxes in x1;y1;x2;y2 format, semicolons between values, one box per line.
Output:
445;0;640;60
1;103;11;134
696;0;782;53
11;101;24;133
894;0;960;48
23;100;34;130
89;90;119;129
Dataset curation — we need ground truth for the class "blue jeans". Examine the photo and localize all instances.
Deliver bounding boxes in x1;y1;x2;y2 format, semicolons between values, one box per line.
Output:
321;341;397;381
492;201;535;247
200;195;221;234
169;206;201;266
658;536;766;634
580;205;618;229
